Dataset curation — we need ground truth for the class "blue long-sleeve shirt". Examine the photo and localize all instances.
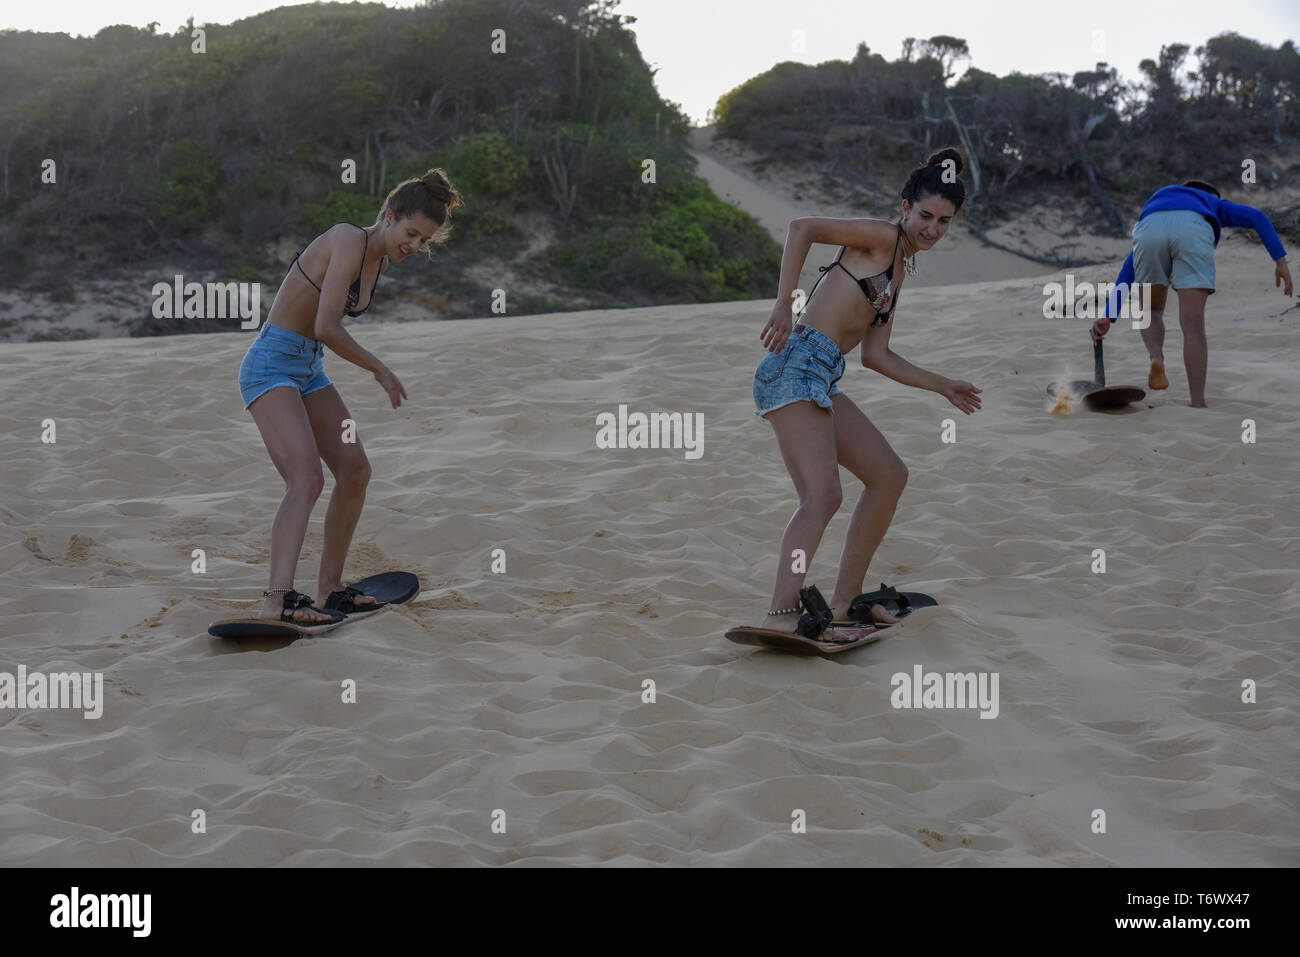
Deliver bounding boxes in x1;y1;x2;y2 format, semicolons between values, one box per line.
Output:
1105;186;1288;320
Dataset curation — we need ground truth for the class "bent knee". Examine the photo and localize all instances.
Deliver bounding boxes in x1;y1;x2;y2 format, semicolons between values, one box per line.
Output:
287;469;326;499
334;456;372;491
801;484;843;520
878;457;908;494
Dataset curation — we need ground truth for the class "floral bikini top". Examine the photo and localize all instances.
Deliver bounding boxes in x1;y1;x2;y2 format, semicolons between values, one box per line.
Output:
805;223;907;326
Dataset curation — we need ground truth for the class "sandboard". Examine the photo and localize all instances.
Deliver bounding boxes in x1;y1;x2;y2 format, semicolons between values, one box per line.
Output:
725;623;884;656
1046;381;1145;410
206;571;421;639
206;616;346;639
1047;340;1144;410
346;571;420;607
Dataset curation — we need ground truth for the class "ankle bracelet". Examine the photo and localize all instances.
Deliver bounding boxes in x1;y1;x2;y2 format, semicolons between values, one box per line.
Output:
767;606;799;616
263;588;292;597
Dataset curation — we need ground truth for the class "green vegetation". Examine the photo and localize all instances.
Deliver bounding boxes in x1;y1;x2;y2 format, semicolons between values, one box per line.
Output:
0;0;780;324
714;34;1300;231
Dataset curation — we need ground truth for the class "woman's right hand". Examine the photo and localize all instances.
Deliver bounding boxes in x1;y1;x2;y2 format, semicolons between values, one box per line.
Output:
375;365;407;409
761;302;793;353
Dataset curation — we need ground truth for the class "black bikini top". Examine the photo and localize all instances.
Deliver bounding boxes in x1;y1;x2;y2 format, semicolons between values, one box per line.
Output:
805;224;905;326
292;223;387;317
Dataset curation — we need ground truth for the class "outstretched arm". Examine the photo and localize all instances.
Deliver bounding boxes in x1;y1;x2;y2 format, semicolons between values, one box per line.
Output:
1093;252;1136;342
859;313;982;414
1217;199;1287;261
1217;199;1293;296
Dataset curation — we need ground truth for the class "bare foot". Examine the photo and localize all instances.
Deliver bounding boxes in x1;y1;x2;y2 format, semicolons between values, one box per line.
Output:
763;612;801;633
830;599;899;625
1149;359;1169;390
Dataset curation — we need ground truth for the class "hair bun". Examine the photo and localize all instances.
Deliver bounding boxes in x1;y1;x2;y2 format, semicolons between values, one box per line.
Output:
421;168;462;210
925;148;963;176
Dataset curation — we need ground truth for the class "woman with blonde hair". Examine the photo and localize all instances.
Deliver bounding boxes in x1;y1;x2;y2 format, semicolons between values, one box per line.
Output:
235;169;461;631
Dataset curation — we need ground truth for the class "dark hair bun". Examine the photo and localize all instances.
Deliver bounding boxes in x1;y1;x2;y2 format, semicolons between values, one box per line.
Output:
925;148;963;176
421;168;462;211
900;145;967;211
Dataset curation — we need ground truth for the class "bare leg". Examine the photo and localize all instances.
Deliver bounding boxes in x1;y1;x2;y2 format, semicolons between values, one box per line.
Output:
760;400;843;632
1139;283;1169;389
302;386;376;605
246;387;333;622
1177;288;1211;407
826;394;908;623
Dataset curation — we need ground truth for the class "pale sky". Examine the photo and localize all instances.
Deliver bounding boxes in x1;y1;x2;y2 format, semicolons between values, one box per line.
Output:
6;0;1296;123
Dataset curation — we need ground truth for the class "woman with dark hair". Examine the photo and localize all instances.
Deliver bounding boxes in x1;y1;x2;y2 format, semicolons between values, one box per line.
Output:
236;169;462;631
746;148;981;645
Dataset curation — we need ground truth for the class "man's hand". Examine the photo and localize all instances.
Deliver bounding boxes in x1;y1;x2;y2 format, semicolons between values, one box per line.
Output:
375;366;407;409
1275;257;1293;298
1090;318;1111;343
760;302;794;353
942;379;982;415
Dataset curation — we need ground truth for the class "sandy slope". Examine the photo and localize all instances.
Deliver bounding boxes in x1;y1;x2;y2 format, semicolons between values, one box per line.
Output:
689;125;1136;292
1;238;1296;866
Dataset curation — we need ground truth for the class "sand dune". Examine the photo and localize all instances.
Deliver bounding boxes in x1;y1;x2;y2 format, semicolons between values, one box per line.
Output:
689;125;1135;292
1;237;1296;866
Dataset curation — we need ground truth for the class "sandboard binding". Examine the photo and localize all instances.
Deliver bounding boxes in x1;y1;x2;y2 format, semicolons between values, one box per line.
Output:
726;584;884;656
206;572;421;639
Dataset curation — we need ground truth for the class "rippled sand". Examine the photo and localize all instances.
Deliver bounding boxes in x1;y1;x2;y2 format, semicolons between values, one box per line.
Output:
1;243;1297;865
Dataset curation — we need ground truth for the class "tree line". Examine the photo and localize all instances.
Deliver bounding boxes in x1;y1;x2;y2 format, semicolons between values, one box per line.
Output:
714;33;1299;250
0;0;780;332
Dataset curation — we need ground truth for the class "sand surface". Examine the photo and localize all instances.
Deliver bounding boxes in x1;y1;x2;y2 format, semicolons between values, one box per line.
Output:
2;236;1297;866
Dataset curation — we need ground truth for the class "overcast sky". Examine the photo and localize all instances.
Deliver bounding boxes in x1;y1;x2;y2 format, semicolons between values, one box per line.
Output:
7;0;1296;123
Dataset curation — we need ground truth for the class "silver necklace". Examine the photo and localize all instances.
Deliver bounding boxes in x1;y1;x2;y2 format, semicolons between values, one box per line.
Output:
900;224;918;277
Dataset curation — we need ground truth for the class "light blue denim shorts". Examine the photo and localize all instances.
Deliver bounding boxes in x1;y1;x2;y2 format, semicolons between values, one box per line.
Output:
1132;208;1217;292
753;323;845;417
237;323;332;409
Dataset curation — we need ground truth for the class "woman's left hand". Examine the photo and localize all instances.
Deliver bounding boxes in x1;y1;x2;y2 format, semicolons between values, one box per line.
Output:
943;379;982;414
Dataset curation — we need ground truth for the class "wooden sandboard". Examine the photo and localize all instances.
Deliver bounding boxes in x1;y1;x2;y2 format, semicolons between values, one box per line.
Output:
725;623;883;656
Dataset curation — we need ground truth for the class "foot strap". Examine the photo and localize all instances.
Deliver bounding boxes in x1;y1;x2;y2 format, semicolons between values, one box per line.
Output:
847;583;911;623
793;586;834;639
323;585;384;614
275;590;341;624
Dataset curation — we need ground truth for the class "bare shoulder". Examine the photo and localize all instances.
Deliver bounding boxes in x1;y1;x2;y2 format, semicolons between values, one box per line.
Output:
316;223;366;274
795;216;899;254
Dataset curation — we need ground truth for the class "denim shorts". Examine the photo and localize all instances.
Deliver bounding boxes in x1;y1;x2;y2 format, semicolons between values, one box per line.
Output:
1132;208;1217;293
237;323;332;409
753;323;845;417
